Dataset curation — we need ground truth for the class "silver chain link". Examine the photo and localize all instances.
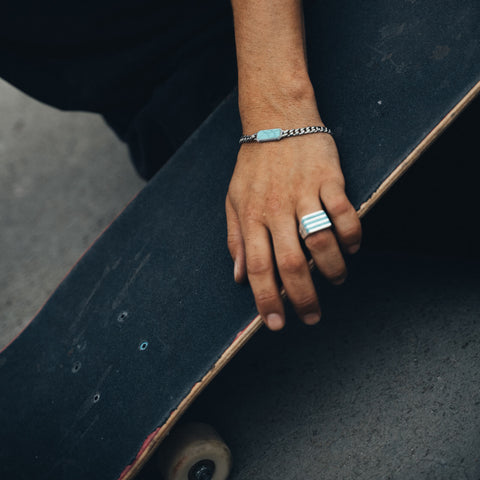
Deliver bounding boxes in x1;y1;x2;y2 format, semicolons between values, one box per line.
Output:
239;125;332;144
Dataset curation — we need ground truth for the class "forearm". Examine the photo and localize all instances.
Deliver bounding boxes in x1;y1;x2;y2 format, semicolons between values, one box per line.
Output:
227;0;361;331
231;0;320;131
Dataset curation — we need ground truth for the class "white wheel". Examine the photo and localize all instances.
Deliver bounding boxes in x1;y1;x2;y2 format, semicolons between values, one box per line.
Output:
156;422;232;480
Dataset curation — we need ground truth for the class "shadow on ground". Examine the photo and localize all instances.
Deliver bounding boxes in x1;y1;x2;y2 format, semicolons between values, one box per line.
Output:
141;98;480;480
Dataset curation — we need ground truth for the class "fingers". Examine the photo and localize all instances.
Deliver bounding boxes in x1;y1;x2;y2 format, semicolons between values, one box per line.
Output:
225;168;360;332
226;196;246;283
320;180;362;254
243;221;286;331
227;187;359;331
297;197;348;285
269;219;322;325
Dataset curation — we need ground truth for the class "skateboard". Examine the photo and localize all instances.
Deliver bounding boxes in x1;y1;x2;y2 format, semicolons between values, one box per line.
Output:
1;1;479;479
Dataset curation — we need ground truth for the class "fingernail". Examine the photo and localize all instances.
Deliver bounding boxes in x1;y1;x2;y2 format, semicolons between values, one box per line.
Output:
303;313;321;325
266;313;284;330
347;243;361;255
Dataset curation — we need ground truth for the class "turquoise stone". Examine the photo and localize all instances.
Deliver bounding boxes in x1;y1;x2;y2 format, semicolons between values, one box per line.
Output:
256;128;282;142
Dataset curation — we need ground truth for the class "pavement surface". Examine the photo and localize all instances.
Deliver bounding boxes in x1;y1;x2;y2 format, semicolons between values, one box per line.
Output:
197;253;480;480
0;78;144;349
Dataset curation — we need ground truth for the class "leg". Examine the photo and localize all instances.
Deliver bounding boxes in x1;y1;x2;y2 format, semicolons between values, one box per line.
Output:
108;6;237;180
0;0;237;179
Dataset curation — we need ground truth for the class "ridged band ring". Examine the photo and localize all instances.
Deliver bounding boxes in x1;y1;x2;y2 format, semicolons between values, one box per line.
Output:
299;210;332;240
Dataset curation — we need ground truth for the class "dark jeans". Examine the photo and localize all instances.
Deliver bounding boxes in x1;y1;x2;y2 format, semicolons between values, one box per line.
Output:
0;0;238;179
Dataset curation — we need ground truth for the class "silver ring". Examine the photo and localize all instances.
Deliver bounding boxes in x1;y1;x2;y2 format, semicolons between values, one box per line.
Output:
299;210;332;239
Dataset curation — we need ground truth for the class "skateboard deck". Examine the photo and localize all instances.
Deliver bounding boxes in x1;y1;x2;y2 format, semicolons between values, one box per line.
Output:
1;1;479;479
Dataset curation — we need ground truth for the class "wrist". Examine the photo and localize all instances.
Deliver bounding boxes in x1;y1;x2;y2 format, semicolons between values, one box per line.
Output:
238;76;322;133
239;70;314;109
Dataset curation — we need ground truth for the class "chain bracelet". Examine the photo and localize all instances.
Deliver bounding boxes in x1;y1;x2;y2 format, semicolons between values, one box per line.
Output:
239;126;332;144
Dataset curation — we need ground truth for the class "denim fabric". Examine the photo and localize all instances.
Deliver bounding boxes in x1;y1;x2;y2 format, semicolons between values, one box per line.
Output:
0;0;237;179
106;15;237;180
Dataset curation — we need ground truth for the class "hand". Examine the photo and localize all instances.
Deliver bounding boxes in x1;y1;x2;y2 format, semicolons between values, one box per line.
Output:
225;101;361;331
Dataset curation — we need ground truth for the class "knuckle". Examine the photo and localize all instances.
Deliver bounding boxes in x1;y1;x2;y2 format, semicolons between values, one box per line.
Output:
278;252;305;274
226;186;241;206
326;266;347;282
265;195;284;216
227;232;240;247
226;234;241;256
305;231;332;251
255;290;279;307
242;214;262;232
328;197;352;218
241;201;267;224
321;169;345;187
293;294;318;310
242;204;259;220
246;255;271;276
341;224;362;245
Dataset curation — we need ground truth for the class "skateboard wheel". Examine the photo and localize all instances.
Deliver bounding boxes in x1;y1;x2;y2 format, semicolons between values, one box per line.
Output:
157;422;232;480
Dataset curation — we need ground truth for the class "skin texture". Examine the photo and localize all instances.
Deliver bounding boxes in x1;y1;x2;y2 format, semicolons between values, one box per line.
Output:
228;0;362;330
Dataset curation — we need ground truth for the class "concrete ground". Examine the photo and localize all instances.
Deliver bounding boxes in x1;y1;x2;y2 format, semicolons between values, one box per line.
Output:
195;253;480;480
0;79;144;349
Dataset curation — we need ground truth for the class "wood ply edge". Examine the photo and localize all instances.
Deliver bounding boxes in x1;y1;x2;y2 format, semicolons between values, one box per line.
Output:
358;80;480;218
121;314;264;480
